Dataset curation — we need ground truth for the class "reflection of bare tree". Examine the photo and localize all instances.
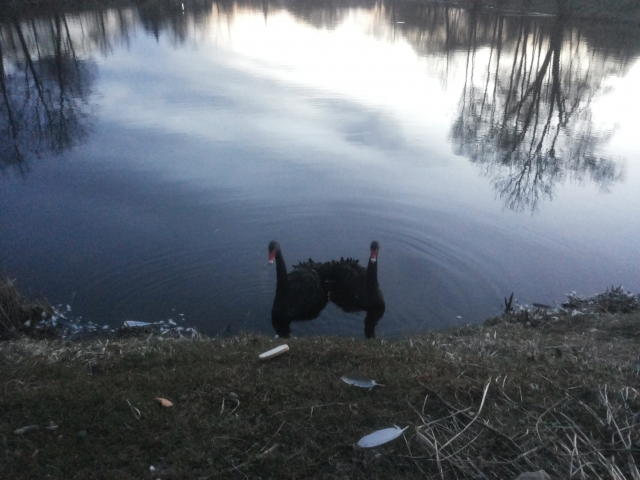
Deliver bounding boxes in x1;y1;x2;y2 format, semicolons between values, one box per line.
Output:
2;0;638;191
0;15;97;171
450;14;625;212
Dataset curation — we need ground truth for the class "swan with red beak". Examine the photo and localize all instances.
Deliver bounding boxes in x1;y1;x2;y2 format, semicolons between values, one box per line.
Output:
267;241;329;337
325;241;385;338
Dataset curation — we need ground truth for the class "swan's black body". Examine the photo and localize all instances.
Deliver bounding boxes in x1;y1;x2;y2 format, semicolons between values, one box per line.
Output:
326;241;385;338
268;241;329;337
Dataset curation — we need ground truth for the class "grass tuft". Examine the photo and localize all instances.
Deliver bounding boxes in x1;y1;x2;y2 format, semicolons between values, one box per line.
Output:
0;278;55;341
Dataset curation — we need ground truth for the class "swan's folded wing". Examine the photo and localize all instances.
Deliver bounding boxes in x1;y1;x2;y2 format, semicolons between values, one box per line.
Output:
286;268;328;319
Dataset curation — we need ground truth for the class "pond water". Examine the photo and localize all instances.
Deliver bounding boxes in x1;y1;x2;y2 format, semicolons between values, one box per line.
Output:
1;1;640;337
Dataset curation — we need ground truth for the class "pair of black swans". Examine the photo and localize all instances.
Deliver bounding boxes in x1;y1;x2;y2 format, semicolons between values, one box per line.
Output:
267;241;385;338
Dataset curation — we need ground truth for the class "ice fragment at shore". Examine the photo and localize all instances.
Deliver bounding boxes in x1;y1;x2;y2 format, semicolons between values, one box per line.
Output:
124;320;152;328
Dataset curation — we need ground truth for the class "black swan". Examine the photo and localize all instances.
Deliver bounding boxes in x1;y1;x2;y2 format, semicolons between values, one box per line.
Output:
327;241;385;338
268;241;329;337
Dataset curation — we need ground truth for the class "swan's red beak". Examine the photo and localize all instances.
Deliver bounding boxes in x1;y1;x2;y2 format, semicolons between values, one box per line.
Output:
370;249;378;263
268;250;275;265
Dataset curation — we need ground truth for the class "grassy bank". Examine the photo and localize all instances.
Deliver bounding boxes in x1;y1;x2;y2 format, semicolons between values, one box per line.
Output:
1;304;639;478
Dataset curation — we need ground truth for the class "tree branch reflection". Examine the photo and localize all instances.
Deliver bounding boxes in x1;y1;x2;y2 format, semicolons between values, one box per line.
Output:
1;0;636;197
0;13;98;173
450;14;625;212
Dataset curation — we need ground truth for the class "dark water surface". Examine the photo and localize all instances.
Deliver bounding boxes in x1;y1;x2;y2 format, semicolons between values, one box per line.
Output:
1;1;640;337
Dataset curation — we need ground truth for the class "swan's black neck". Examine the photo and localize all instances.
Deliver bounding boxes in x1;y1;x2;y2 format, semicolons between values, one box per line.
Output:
366;253;379;289
274;249;288;293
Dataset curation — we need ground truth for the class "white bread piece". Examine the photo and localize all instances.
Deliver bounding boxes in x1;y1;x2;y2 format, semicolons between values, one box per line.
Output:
259;344;290;360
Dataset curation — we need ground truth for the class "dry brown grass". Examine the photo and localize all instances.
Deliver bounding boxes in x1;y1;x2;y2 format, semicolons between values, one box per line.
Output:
0;278;54;341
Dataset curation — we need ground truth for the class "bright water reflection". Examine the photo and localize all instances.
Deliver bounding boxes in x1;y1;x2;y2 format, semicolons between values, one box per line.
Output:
1;1;639;337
